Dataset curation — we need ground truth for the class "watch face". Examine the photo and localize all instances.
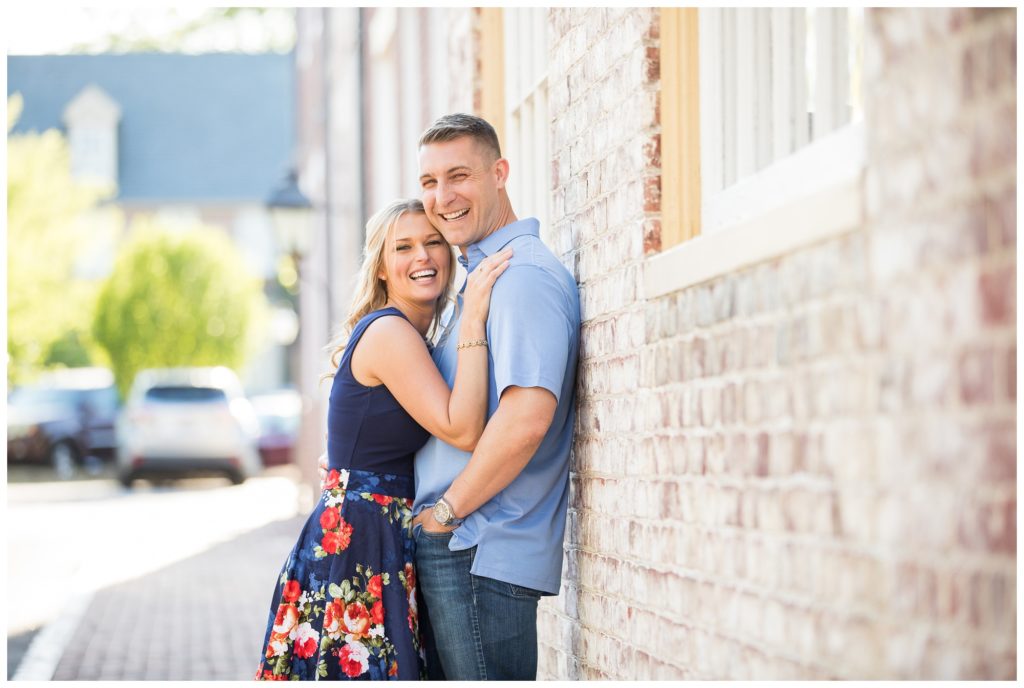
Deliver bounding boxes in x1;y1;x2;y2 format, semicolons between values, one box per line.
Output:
432;500;451;525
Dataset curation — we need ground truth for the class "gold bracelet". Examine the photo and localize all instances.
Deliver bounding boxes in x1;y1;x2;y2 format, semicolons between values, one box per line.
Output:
456;338;488;350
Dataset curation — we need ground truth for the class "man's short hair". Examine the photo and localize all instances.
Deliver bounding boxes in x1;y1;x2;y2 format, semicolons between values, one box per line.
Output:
419;113;502;161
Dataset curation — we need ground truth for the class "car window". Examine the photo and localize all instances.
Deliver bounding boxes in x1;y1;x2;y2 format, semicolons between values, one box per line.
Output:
9;387;78;409
144;386;227;403
84;387;120;414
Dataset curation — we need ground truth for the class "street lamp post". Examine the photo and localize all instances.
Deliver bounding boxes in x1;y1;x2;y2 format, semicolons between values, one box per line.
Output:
266;169;314;263
266;168;313;388
266;169;317;502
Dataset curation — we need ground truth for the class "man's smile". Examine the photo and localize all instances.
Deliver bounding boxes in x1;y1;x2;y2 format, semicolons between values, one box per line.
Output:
440;208;469;221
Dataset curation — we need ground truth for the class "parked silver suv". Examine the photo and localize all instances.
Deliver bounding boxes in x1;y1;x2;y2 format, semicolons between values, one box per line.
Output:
116;367;261;487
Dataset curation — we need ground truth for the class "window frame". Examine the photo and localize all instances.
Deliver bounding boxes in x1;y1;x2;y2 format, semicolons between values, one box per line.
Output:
651;7;866;299
480;8;553;248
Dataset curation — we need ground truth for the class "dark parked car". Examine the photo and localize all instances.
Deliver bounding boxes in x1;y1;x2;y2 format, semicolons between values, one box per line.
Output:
251;389;302;467
7;368;120;478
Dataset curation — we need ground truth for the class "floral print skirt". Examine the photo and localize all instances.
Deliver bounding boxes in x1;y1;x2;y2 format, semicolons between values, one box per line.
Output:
256;468;424;680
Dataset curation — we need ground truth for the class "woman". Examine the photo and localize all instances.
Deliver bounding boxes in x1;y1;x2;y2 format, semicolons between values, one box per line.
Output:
255;198;511;680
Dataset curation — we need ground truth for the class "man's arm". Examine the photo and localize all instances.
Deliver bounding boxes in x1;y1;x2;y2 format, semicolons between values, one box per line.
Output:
415;385;556;531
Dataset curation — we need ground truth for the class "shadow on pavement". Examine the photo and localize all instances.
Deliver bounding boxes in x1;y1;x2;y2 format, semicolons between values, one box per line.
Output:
46;515;307;681
8;628;41;679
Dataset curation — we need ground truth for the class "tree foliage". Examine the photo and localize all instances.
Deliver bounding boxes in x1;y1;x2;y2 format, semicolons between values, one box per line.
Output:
92;220;269;397
7;93;115;387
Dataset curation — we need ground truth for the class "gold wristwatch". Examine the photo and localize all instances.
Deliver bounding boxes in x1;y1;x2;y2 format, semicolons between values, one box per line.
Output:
431;496;464;527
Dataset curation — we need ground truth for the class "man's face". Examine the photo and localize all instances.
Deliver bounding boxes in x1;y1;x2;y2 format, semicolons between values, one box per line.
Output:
418;136;505;249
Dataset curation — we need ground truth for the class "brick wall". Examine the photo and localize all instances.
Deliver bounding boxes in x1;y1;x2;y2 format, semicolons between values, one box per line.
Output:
539;7;1015;680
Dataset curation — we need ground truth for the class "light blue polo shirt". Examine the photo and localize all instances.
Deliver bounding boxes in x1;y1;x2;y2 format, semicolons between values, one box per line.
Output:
413;217;581;595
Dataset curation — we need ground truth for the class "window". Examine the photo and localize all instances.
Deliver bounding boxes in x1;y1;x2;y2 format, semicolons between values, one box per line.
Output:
62;85;121;188
650;8;866;298
489;9;552;248
699;8;864;197
659;8;865;247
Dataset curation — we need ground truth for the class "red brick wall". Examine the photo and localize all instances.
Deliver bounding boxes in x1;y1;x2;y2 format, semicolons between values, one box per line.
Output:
538;7;1016;680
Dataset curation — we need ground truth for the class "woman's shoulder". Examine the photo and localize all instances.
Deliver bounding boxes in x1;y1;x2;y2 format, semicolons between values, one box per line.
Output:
353;307;417;344
352;306;407;331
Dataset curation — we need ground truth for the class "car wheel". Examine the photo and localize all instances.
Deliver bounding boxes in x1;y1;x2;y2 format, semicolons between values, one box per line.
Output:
118;470;135;488
50;442;77;480
227;470;245;486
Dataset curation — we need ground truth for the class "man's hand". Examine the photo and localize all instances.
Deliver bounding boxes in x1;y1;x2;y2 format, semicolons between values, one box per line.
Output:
412;509;457;534
317;452;329;490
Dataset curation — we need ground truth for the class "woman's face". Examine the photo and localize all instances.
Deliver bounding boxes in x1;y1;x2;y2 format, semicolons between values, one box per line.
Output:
379;212;451;306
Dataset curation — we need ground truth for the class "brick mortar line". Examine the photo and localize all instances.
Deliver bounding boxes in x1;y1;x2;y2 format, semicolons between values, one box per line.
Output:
562;575;1015;649
558;28;652;100
865;166;1017;226
566;475;1017;504
564;539;1017;581
618;351;1015;392
563;532;1018;569
566;520;1018;568
548;601;852;679
557;115;660;176
869;12;1015;83
863;240;1017;285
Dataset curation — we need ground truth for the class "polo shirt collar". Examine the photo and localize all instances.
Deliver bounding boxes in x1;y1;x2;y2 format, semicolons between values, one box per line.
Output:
458;217;539;273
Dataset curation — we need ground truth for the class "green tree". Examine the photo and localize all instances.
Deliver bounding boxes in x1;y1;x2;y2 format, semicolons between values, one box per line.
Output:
92;219;269;397
7;93;115;387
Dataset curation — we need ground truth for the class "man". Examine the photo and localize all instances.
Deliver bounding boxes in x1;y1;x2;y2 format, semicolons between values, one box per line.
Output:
322;113;580;680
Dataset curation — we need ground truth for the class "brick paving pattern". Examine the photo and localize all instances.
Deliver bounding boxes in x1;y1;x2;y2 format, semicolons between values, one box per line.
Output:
52;516;305;680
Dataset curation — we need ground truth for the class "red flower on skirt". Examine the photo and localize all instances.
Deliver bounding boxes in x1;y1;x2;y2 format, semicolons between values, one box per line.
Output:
372;493;392;506
339;641;370;678
403;562;416;591
324;598;345;638
323;469;341;490
343;601;372;639
370;599;385;625
367;574;383;599
259;669;288;681
282;579;302;603
272;604;299;635
321;519;353;554
293;634;318;659
320;506;340;530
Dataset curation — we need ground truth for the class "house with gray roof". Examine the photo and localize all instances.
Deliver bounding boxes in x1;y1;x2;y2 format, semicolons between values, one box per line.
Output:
8;53;297;393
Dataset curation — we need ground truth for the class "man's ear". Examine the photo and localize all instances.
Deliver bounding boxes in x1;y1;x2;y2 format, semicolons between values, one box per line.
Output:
493;157;510;190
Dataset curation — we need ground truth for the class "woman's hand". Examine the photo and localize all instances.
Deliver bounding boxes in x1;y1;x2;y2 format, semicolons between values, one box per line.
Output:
461;248;513;324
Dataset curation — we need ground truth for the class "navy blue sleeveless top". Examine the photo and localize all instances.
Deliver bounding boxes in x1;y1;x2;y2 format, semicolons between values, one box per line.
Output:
326;307;431;477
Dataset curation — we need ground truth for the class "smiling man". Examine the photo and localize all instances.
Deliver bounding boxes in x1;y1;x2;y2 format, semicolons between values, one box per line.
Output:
410;113;581;680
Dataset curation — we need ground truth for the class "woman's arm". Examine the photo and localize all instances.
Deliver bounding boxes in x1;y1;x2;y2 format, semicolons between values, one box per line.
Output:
351;249;512;451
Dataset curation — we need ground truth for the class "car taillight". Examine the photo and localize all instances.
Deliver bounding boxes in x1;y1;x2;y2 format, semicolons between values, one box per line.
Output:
131;456;143;468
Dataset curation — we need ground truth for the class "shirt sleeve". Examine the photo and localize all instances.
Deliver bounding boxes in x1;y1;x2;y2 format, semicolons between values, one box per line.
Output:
486;264;574;403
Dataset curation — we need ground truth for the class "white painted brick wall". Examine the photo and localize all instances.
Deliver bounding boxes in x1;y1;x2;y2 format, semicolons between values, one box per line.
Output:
537;7;1015;680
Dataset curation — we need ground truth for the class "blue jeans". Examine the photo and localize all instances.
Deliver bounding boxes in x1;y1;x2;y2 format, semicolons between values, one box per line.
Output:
414;526;541;680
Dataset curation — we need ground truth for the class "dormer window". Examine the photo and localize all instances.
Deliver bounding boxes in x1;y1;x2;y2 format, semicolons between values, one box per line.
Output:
62;84;121;188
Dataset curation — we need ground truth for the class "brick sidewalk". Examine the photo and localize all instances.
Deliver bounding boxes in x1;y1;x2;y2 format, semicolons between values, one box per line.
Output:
50;515;306;680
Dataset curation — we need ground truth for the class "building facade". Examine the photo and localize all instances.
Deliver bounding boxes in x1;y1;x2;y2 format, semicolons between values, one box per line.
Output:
294;8;1016;679
7;53;296;393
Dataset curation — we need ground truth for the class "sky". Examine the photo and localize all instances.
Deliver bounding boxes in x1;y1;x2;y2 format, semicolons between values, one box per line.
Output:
5;6;296;55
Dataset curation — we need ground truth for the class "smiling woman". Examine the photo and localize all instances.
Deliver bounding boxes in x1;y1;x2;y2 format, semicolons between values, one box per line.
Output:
254;198;511;680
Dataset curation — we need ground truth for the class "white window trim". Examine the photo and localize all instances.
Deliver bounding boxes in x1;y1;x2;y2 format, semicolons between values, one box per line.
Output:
502;8;551;246
644;121;864;300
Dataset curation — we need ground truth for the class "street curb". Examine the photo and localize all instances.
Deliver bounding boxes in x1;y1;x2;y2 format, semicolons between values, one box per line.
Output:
11;588;95;681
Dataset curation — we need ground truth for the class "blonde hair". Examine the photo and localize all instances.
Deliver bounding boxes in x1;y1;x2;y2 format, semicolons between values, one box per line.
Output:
325;198;455;373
